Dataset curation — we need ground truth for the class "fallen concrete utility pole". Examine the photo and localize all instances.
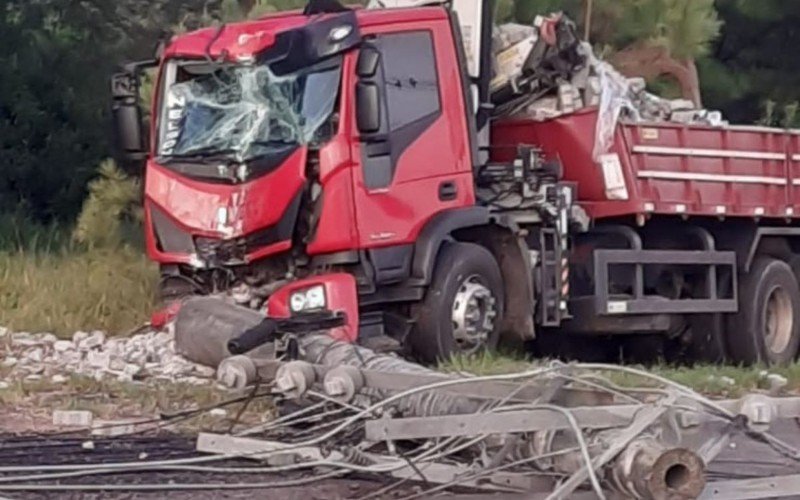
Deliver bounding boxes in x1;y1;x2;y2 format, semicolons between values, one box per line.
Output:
197;335;800;499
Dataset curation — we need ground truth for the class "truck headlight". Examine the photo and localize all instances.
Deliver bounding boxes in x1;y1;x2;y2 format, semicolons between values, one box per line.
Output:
289;285;327;313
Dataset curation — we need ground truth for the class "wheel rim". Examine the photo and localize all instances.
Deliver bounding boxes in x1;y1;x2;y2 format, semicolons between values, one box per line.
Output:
451;275;497;354
764;286;794;355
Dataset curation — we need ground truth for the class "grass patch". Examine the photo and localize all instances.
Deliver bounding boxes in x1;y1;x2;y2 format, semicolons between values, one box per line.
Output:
0;212;158;337
0;247;157;337
441;352;800;398
0;374;275;433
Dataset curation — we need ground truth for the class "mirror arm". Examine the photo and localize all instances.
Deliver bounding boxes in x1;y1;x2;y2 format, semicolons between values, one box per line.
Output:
123;58;159;75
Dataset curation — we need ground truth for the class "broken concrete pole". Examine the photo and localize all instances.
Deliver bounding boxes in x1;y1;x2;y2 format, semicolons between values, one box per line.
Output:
174;297;277;367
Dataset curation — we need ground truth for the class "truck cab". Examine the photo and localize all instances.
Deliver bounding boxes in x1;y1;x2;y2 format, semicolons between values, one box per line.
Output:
112;4;554;360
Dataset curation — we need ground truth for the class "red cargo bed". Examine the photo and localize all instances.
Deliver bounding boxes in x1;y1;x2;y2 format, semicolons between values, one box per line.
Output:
492;108;800;221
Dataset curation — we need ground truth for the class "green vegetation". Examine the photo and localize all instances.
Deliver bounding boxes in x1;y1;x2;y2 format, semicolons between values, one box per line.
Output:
441;352;800;398
0;371;274;433
0;246;157;337
0;165;157;337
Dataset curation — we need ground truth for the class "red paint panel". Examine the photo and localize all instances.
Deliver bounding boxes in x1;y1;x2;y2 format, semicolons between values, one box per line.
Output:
307;167;360;255
349;17;475;249
493;108;800;221
145;148;306;238
625;122;788;218
788;132;800;215
267;273;359;343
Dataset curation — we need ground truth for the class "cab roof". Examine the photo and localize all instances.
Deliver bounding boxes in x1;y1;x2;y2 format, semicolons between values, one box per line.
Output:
164;7;449;60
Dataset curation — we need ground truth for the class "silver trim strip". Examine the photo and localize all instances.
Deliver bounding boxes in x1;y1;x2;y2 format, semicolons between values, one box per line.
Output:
633;145;786;161
638;170;787;185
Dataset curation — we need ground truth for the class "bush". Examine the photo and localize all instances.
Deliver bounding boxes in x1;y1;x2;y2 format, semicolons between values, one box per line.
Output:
72;160;142;249
0;247;157;337
0;161;157;337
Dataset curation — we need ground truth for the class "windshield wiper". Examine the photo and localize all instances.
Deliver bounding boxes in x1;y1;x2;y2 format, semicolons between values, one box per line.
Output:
159;148;239;163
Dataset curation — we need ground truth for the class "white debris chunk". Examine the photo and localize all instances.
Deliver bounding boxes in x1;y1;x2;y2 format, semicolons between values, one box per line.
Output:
53;340;74;353
81;441;95;451
79;331;105;351
39;333;58;344
92;420;137;437
87;350;110;370
24;348;44;363
767;374;789;394
72;331;89;344
53;410;94;427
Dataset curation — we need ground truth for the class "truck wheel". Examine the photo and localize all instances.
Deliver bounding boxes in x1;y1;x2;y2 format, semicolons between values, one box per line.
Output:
728;258;800;366
409;243;504;364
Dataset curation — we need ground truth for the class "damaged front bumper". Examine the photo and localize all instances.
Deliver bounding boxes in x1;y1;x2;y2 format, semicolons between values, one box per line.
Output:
157;273;361;357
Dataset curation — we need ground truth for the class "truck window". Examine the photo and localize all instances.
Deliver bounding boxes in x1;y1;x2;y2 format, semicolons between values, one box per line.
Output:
380;31;440;131
359;30;442;190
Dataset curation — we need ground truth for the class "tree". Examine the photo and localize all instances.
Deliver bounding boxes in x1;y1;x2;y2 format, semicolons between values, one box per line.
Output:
608;0;721;107
700;0;800;126
0;0;207;221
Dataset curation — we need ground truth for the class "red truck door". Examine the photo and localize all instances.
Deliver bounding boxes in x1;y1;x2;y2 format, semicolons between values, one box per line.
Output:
349;17;476;249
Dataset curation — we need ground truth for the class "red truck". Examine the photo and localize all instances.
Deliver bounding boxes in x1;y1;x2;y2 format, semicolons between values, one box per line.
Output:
111;1;800;366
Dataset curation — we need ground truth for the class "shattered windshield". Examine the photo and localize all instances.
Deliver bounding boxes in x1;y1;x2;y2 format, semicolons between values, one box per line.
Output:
157;56;342;162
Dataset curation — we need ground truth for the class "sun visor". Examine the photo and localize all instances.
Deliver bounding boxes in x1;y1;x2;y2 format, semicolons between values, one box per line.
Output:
257;11;360;76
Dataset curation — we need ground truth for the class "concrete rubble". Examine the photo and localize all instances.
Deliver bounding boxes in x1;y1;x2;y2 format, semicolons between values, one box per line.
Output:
0;326;216;386
492;14;728;131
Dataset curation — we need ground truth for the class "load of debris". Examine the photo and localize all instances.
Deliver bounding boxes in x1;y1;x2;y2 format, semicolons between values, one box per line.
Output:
491;14;726;159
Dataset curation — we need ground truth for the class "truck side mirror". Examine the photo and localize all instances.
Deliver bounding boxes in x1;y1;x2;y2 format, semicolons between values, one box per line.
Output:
357;47;380;78
356;82;381;134
110;61;155;174
356;45;383;136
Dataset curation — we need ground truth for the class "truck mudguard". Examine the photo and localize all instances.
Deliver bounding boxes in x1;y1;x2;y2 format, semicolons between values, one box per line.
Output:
411;206;491;284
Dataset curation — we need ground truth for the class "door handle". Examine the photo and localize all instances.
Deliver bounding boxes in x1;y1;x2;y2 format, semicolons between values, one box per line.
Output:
439;181;457;201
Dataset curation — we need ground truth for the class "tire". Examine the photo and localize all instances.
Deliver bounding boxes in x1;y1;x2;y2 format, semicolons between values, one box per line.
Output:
686;274;733;364
408;242;504;364
727;258;800;366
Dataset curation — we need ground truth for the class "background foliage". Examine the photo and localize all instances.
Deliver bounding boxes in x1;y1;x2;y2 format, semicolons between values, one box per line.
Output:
0;0;798;224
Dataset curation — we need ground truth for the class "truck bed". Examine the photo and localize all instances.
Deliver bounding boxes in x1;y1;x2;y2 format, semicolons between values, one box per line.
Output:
492;108;800;221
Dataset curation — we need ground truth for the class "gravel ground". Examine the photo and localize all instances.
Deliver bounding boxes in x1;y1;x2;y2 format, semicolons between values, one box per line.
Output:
1;326;215;387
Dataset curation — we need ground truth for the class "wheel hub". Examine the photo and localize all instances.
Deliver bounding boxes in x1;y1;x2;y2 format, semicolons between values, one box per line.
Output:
451;276;497;354
764;286;794;355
